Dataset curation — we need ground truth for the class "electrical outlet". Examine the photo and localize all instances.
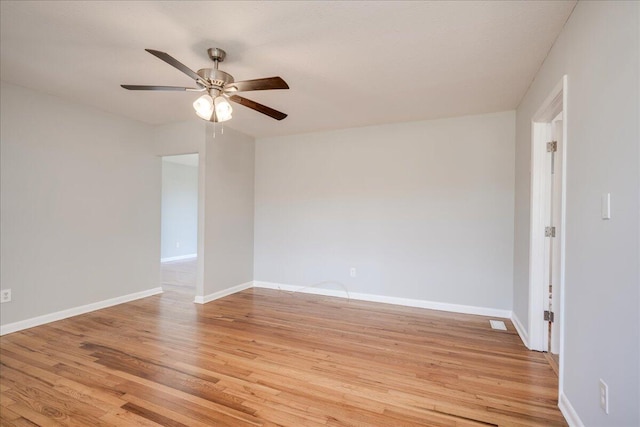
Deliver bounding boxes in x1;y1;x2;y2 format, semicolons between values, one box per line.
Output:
176;241;181;248
599;379;609;414
0;289;11;303
350;268;357;278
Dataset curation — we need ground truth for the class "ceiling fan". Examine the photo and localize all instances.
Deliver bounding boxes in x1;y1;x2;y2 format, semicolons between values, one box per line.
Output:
121;48;289;122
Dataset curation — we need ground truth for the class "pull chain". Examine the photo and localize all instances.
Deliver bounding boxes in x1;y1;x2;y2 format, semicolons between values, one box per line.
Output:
212;122;224;139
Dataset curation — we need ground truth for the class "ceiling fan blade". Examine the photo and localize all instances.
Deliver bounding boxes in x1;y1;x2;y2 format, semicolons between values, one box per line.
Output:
224;77;289;93
145;49;203;83
229;95;287;120
121;85;203;91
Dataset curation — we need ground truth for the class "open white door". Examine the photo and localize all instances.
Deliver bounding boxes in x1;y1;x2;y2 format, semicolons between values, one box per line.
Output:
546;114;563;358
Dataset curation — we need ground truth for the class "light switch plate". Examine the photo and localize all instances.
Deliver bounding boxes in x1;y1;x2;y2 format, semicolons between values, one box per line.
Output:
601;193;611;220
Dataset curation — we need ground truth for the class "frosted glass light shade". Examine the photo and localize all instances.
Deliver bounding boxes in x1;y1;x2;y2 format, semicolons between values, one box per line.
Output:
214;96;233;122
193;94;214;120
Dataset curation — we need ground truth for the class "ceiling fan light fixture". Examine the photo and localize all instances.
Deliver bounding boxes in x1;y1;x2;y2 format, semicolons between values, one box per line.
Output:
193;94;214;120
122;48;289;122
214;96;233;122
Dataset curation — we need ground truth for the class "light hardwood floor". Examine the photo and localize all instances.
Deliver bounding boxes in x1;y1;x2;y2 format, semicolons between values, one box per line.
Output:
0;288;567;426
160;258;197;294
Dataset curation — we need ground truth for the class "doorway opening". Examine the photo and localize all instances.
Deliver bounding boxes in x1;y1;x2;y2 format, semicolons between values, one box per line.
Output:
528;76;567;383
160;154;199;296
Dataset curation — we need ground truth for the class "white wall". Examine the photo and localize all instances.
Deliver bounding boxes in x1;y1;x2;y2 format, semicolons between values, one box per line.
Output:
203;125;255;296
513;2;639;425
153;121;256;300
161;159;198;259
0;81;160;326
154;121;205;156
254;111;515;311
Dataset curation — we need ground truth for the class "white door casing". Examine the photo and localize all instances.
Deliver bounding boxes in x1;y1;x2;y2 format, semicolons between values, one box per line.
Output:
527;75;567;399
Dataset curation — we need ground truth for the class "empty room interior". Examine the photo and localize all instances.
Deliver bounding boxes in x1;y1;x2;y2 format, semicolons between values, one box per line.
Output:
0;1;638;426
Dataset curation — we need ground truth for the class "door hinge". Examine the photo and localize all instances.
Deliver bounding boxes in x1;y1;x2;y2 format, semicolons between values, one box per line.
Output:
547;141;557;152
545;226;556;237
544;310;555;322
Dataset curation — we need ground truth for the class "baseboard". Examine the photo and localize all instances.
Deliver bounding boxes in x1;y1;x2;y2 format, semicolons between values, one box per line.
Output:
161;253;197;263
559;392;585;427
0;287;163;336
254;281;353;300
194;281;253;304
511;311;530;348
0;280;512;334
253;281;511;318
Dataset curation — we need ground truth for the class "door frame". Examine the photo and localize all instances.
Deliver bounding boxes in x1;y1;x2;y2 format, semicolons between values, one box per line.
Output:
528;75;567;387
159;151;205;300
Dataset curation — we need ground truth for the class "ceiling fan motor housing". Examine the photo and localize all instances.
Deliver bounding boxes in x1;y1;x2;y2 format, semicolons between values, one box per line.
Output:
197;68;234;89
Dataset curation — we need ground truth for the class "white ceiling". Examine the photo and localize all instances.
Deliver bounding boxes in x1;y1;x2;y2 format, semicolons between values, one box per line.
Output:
0;1;576;139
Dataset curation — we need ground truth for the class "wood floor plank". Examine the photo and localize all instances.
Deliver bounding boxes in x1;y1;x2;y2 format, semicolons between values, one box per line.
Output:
118;381;264;426
2;403;67;427
99;406;165;427
0;288;566;426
